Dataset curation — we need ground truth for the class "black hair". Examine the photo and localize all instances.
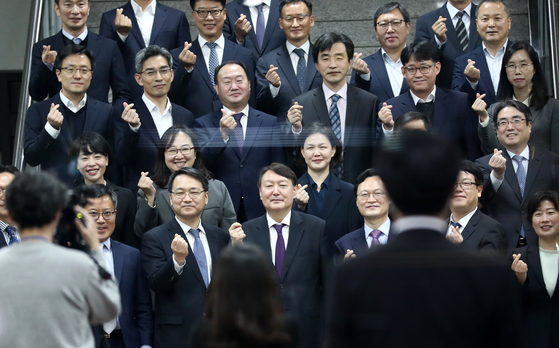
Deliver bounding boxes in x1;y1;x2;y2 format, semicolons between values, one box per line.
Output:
75;184;118;209
70;132;112;159
257;163;297;188
476;0;510;17
527;190;559;224
0;165;19;175
312;32;354;63
279;0;313;15
296;122;342;170
373;2;410;25
214;61;250;86
168;167;210;193
492;99;533;124
54;44;95;71
190;0;226;10
135;45;173;74
401;41;440;65
354;168;382;196
394;111;432;132
460;160;484;187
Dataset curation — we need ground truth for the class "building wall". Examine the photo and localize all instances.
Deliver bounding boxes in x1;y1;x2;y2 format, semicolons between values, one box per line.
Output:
0;0;32;71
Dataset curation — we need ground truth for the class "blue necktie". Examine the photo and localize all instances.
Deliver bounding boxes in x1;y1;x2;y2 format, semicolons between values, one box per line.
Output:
206;42;219;87
5;226;18;245
329;94;342;142
450;221;461;229
294;48;306;92
190;228;209;287
72;38;82;45
256;4;265;49
513;155;527;237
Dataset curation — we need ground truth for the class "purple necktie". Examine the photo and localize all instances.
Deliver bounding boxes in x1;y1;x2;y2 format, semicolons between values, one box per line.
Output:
233;113;244;153
274;224;285;277
256;4;265;49
370;229;382;247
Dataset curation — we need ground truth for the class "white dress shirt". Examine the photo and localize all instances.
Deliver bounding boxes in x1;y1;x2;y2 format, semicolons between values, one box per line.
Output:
223;104;250;140
447;207;477;236
435;2;472;46
490;145;529;191
468;40;508;94
267;211;291;265
198;34;226;75
141;93;173;138
247;0;271;37
358;48;404;98
269;40;311;97
364;218;391;247
45;91;88;139
117;0;156;46
323;83;348;145
391;215;448;236
172;218;213;282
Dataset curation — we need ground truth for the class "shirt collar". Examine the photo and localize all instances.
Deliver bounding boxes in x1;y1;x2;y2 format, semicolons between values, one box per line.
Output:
364;217;391;237
322;82;348;102
513;94;532;107
308;173;331;189
506;145;530;161
101;238;112;251
142;93;172;115
392;215;447;235
380;48;402;64
198;34;225;50
286;40;310;55
131;0;156;16
174;217;206;235
0;220;9;232
245;0;271;7
446;2;472;19
62;27;88;42
266;210;292;228
223;104;250;118
59;91;87;112
482;39;509;58
450;207;477;228
410;86;436;104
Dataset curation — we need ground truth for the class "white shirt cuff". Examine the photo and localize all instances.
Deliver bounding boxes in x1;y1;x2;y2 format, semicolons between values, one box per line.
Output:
117;32;128;42
173;255;185;274
468;80;479;90
490;171;503;191
382;124;394;135
479;116;490;127
128;122;141;132
435;35;446;47
359;72;371;81
269;83;280;98
140;345;152;348
45;122;60;139
292;125;302;135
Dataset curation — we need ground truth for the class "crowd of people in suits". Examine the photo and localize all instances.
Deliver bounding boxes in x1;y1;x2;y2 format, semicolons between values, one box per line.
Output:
0;0;558;346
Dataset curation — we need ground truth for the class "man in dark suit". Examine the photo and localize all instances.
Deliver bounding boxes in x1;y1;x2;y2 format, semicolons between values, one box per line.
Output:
415;0;482;89
114;45;194;191
446;160;507;255
142;168;230;348
29;0;130;105
288;32;379;184
326;130;522;348
223;0;286;59
24;45;114;186
0;165;19;249
194;61;286;222
255;0;322;120
475;100;559;250
334;168;392;264
81;185;153;348
381;41;481;160
229;163;330;348
99;0;192;100
452;0;512;106
351;2;410;103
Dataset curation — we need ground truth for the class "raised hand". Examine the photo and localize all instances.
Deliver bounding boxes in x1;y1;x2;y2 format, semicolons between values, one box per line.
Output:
42;45;57;65
488;148;506;180
114;8;132;36
121;102;140;127
446;224;463;244
511;253;528;284
266;64;281;87
352;53;370;75
432;16;448;43
295;184;309;209
138;172;156;207
344;249;356;261
472;93;489;122
171;234;189;265
287;102;303;130
179;42;197;70
234;14;252;43
379;102;394;131
464;59;480;83
229;222;246;245
219;108;237;141
47;103;63;130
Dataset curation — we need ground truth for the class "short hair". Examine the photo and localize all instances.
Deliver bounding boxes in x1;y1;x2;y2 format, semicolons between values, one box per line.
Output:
492;99;533;124
312;32;354;63
0;165;19;176
378;130;461;215
214;61;250;86
190;0;225;9
296;122;342;169
401;41;440;65
354;168;382;196
70;132;112;159
54;0;89;5
257;163;297;188
75;184;118;209
5;171;69;230
527;190;559;224
394;111;432;132
168;167;209;193
476;0;510;17
279;0;313;16
54;44;95;71
373;2;410;26
135;45;173;74
460;160;484;187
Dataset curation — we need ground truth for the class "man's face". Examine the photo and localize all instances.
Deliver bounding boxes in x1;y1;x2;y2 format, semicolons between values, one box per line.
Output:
449;171;482;215
0;172;15;221
315;42;352;88
85;195;116;243
375;9;411;52
54;0;90;32
192;0;226;42
402;56;440;96
77;150;108;185
356;176;390;220
56;53;92;96
279;1;315;45
495;106;532;151
135;55;174;99
259;170;297;214
215;64;251;111
169;174;208;221
476;1;511;45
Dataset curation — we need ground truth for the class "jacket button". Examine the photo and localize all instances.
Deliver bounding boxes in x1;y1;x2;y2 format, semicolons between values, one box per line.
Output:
236;182;241;187
240;164;244;168
280;284;284;289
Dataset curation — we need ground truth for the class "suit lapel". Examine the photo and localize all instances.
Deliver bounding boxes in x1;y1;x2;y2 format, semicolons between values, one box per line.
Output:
303;44;319;92
468;5;481;51
281;211;304;280
439;6;463;55
524;147;543;204
526;245;547;292
461;209;480;241
241;108;263;161
309;88;331;126
433;88;450;130
204;225;219;273
110;239;124;286
169;219;206;286
352;227;368;252
472;48;495;99
399;91;419;114
191;40;215;91
83;98;99;133
252;216;274;262
137;99;161;145
123;2;144;49
276;45;301;94
223;40;239;62
370;51;394;99
317;176;342;220
345;86;360;131
502;150;523;202
149;3;167;45
260;0;280;54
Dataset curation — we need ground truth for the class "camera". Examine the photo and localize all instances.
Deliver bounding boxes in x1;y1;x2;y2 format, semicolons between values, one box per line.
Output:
53;186;92;252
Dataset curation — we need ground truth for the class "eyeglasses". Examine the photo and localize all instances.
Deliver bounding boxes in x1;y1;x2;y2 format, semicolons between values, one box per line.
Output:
281;14;309;24
166;146;194;156
455;181;476;190
193;9;224;18
403;63;435;75
60;67;92;75
376;19;405;29
497;118;526;128
89;211;116;220
140;67;172;77
171;189;206;200
505;63;533;72
357;191;385;200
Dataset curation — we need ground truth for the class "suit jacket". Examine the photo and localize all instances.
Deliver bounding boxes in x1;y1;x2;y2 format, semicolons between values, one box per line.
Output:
415;2;482;89
476;146;559;249
104;181;139;249
385;88;482;160
223;0;286;59
350;49;410;103
193;107;286;219
256;43;323;120
334;226;369;264
243;211;331;348
29;31;130;105
113;97;194;191
512;245;559;348
326;227;522;348
99;2;191;100
454;209;508;255
293;85;379;184
24;94;113;186
169;38;257;118
141;219;230;348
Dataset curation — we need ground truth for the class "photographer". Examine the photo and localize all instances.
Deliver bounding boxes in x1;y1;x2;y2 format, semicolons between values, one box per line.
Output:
0;171;121;348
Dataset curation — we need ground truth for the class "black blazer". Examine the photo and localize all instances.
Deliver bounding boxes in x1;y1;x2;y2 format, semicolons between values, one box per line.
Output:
106;181;138;249
29;31;131;106
455;209;508;255
141;219;230;348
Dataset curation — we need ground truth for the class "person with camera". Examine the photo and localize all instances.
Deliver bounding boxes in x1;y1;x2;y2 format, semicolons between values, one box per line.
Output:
0;171;121;348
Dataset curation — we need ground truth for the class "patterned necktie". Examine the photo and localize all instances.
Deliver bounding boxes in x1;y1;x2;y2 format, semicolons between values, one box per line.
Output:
512;155;527;237
206;42;219;87
233;113;244;154
455;11;469;52
370;229;382;247
329;94;342;142
450;221;461;230
190;228;209;288
256;4;265;49
293;48;306;92
72;37;82;45
5;226;18;245
274;224;285;277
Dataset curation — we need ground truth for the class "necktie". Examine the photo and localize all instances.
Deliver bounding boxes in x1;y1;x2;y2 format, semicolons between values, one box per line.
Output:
233;113;244;154
72;37;82;45
455;11;469;52
102;244;118;334
274;224;285;277
256;4;265;49
190;228;210;288
206;42;219;86
513;155;527;237
370;229;382;247
5;226;18;245
329;94;342;142
450;221;461;230
293;48;306;92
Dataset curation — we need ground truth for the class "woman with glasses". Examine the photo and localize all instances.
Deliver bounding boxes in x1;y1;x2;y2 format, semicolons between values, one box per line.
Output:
135;125;236;238
473;41;559;154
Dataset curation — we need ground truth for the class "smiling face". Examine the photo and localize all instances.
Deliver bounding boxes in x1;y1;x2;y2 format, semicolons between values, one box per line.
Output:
505;49;535;91
56;53;92;98
495;106;532;153
192;0;226;42
135;55;174;99
77;149;108;185
449;171;482;216
301;133;336;174
259;170;297;215
0;172;15;222
279;1;315;46
476;1;511;46
215;63;251;111
164;132;196;173
532;200;559;242
375;9;411;52
169;174;209;222
85;195;116;243
315;42;352;91
356;176;390;222
402;56;440;98
54;0;90;34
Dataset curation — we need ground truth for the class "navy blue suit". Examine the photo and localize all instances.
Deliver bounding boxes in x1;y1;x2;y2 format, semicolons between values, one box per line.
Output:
334;226;368;263
384;88;482;160
223;0;286;59
114;98;194;191
256;43;323;120
24;94;113;186
29;31;131;106
170;39;257;119
350;49;409;103
194;107;286;220
99;2;191;100
457;209;508;255
141;219;230;348
415;3;482;89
